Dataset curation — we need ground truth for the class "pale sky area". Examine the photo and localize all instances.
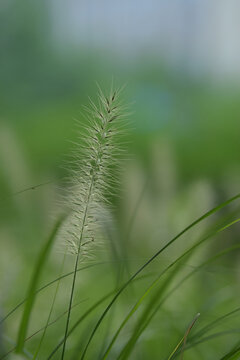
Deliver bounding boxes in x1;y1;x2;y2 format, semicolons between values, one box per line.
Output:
50;0;240;79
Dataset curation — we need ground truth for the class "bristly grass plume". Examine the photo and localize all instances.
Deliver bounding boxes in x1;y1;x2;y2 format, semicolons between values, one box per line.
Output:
60;86;127;359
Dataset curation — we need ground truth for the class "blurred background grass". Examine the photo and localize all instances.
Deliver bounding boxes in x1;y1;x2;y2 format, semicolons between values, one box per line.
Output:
0;1;240;359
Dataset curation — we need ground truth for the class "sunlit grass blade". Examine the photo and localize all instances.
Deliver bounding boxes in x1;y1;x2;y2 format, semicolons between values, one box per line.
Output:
80;193;240;360
167;313;200;360
15;215;65;354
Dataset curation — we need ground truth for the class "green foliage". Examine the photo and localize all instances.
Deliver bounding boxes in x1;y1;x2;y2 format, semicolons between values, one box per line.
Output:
0;88;240;360
15;215;65;354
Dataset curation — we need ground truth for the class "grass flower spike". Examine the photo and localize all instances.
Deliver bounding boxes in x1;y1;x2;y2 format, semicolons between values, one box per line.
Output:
61;86;126;359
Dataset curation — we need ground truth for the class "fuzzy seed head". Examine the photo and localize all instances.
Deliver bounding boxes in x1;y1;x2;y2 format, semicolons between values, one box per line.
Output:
59;86;127;260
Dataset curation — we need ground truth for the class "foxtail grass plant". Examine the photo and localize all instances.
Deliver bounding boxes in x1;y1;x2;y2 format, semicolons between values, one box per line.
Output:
1;86;240;360
60;86;127;359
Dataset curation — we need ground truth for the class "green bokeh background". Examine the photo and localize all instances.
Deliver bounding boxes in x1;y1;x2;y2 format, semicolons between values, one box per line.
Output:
0;1;240;359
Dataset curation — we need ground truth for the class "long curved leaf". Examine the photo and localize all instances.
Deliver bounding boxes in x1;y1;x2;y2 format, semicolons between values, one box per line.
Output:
120;242;240;360
80;193;240;360
0;261;121;326
174;330;240;358
46;272;154;360
0;299;87;360
220;343;240;360
100;216;240;359
15;215;65;353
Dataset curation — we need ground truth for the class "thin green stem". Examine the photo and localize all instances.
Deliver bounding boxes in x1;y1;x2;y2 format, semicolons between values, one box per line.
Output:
61;178;94;359
33;252;67;359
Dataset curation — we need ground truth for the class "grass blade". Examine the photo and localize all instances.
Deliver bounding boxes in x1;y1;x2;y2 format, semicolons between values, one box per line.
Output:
0;262;116;326
220;343;240;360
102;257;186;360
168;313;200;360
15;215;65;353
32;252;67;359
47;291;117;360
46;273;154;360
80;193;240;360
121;242;240;360
190;307;240;342
0;299;87;360
101;217;240;359
176;330;240;358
